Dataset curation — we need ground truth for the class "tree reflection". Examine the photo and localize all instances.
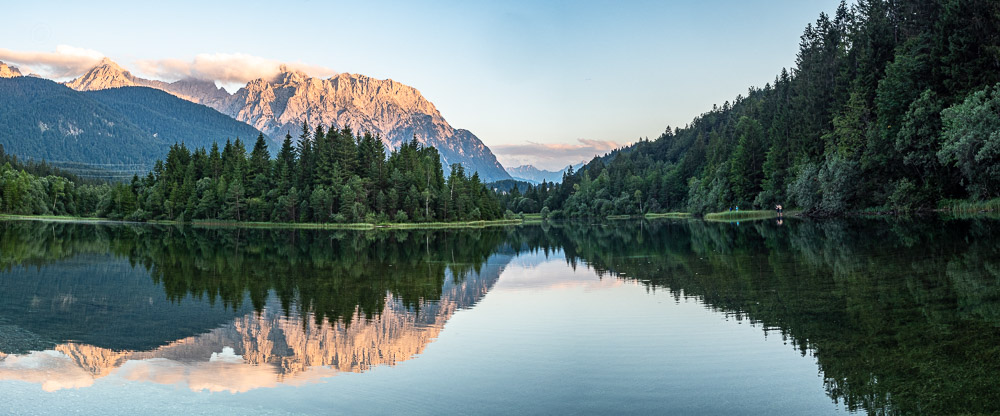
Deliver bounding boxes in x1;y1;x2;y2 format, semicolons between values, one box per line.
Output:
3;218;1000;413
510;218;1000;415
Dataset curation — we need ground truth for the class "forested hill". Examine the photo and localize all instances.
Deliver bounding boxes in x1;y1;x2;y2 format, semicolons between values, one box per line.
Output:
537;0;1000;217
0;77;264;178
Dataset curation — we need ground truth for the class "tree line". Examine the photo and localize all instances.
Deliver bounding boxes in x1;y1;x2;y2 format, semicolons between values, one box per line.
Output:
0;124;504;223
499;0;1000;217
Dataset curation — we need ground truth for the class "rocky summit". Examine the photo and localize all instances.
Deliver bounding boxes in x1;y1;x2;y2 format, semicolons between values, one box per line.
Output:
0;61;22;78
64;60;511;181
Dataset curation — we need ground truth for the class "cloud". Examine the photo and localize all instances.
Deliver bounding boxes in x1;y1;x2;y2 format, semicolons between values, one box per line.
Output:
134;53;338;84
116;348;340;393
0;350;96;392
492;138;625;171
0;45;104;78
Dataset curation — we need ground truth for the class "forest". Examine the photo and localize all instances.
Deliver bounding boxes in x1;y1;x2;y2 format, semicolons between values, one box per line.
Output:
0;125;503;224
497;0;1000;217
0;77;264;172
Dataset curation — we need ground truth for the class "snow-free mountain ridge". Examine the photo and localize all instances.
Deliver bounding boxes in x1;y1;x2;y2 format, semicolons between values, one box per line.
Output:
505;164;583;184
63;59;511;181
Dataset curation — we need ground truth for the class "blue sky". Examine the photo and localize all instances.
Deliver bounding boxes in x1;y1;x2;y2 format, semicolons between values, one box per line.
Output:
3;0;839;170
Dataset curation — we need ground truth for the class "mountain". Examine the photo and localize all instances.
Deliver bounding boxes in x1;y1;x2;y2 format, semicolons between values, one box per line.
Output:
64;60;512;181
65;58;229;107
0;61;22;78
0;76;265;172
217;68;512;181
506;164;581;184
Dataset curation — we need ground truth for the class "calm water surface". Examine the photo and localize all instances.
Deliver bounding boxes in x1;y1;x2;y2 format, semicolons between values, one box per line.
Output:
0;218;998;415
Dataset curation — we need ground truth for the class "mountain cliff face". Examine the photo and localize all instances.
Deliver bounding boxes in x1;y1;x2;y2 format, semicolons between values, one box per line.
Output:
63;60;512;181
0;61;22;78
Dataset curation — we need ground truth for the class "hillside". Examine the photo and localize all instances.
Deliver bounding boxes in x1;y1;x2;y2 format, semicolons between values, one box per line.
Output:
508;0;1000;217
0;77;264;175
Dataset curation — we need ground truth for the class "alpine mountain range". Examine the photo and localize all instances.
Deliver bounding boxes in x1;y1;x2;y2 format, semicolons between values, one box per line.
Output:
3;58;545;182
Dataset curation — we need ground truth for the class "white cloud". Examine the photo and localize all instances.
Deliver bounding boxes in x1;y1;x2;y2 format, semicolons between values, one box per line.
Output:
492;138;626;171
0;45;104;78
134;53;338;84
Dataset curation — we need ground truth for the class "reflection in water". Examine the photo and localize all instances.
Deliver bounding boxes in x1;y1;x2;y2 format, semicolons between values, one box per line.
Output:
507;218;1000;415
0;222;506;392
1;218;1000;414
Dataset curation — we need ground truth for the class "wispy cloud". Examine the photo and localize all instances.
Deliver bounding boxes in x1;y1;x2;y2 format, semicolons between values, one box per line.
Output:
0;45;104;78
492;139;625;171
134;53;337;85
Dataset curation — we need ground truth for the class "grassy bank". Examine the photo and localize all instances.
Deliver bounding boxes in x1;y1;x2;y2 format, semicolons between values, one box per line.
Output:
606;215;633;220
703;210;779;221
0;214;110;223
645;212;692;219
1;214;522;230
938;198;1000;214
159;218;523;230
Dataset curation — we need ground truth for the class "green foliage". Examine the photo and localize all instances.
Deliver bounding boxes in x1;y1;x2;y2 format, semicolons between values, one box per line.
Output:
0;78;265;176
938;82;1000;200
528;0;1000;215
0;125;501;224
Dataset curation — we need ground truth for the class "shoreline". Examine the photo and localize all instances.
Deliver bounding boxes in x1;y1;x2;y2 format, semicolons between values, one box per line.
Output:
0;214;523;230
3;208;996;229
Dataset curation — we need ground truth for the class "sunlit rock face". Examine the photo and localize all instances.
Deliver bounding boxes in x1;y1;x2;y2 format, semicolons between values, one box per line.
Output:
0;256;505;393
0;61;22;78
62;59;511;181
65;58;148;91
220;68;510;180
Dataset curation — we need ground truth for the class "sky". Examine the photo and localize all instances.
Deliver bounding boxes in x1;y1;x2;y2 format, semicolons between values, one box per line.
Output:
3;0;839;171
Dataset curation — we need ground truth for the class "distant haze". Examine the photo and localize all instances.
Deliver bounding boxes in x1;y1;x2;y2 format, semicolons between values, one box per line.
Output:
2;0;838;169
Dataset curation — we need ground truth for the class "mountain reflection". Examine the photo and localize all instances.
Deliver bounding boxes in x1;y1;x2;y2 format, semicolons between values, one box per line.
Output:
2;218;1000;414
0;222;507;392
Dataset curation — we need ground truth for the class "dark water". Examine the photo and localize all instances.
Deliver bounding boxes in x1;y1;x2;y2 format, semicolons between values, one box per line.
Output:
0;218;998;415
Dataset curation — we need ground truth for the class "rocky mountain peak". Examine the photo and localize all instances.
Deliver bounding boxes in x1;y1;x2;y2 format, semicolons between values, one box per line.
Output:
96;57;121;69
51;57;512;181
0;61;22;78
273;65;308;85
65;58;141;91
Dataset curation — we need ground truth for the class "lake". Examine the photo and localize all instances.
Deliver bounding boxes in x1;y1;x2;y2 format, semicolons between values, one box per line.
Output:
0;217;998;415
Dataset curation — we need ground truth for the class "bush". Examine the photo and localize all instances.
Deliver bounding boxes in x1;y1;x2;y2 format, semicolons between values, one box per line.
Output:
394;210;409;222
540;206;550;220
817;155;859;214
125;209;148;222
504;209;515;220
888;179;925;212
786;162;821;212
938;82;1000;200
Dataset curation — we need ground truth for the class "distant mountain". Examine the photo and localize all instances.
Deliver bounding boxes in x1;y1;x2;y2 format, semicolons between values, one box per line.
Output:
0;77;265;173
487;179;534;194
506;164;582;184
0;61;22;78
64;60;512;182
65;58;230;107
